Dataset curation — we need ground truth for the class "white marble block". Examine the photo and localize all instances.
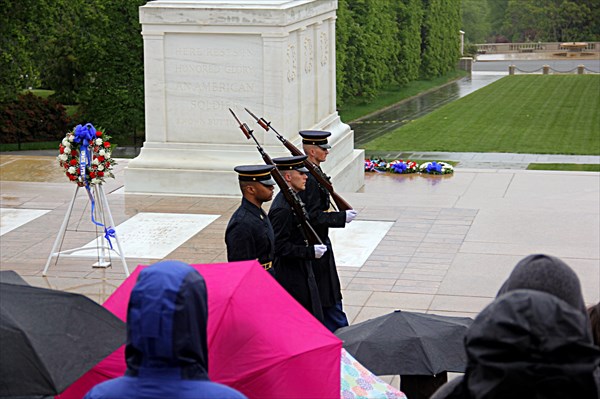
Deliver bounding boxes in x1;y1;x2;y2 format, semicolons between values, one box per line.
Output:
126;0;364;196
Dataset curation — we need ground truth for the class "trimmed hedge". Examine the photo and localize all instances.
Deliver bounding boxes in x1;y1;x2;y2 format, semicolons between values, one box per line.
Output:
336;0;461;105
0;93;71;144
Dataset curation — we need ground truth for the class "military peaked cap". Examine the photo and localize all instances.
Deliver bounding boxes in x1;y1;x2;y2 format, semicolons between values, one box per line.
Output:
234;164;276;186
299;130;332;149
272;155;309;172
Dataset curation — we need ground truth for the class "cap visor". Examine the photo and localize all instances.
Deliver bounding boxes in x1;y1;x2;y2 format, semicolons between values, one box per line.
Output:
298;166;309;173
318;144;331;149
260;177;277;186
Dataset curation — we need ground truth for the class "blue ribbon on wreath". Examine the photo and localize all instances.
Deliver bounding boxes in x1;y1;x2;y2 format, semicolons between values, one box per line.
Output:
426;162;442;174
84;187;116;249
77;123;116;250
74;123;95;178
391;163;408;174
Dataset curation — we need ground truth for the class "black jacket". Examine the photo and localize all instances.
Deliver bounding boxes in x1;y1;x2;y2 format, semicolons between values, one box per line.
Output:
431;289;600;399
225;198;274;270
268;191;323;321
299;172;346;306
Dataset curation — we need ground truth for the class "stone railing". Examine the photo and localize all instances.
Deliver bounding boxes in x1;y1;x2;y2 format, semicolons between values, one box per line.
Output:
476;42;599;54
508;64;599;75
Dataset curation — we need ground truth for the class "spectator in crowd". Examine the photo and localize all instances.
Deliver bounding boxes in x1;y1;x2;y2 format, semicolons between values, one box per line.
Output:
431;254;600;399
84;260;246;399
589;302;600;348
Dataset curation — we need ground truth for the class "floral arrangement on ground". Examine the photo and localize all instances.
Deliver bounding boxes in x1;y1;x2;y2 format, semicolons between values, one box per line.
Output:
365;158;453;175
418;161;454;175
57;123;116;186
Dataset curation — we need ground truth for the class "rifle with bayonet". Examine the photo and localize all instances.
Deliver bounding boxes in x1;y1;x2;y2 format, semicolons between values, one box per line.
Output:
244;108;353;212
229;108;323;246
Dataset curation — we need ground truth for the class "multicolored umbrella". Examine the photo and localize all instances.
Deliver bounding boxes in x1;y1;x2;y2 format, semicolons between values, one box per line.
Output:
58;261;342;399
341;349;406;399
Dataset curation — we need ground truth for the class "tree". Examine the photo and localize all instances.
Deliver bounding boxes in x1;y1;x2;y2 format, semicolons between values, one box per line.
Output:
335;0;350;105
392;0;423;85
37;0;108;104
77;0;145;142
554;1;597;41
0;0;51;101
502;0;544;42
487;0;509;40
461;0;491;43
341;0;393;100
421;0;461;79
494;0;599;43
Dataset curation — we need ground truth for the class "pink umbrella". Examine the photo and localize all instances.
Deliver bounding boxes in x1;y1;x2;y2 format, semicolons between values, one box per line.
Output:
58;261;341;399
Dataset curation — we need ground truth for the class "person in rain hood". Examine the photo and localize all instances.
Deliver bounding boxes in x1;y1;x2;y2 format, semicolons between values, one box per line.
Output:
431;254;600;399
589;302;600;348
83;260;246;399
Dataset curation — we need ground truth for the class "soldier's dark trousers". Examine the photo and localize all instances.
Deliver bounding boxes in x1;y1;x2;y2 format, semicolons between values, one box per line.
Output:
322;301;348;332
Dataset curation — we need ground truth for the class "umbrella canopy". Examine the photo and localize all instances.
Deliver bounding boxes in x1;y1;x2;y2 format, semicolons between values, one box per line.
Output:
59;261;342;399
0;282;126;397
341;349;407;399
336;310;472;376
0;270;29;285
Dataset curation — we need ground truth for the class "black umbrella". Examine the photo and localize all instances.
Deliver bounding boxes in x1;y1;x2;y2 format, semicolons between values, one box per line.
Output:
335;309;473;376
0;282;126;397
0;270;29;286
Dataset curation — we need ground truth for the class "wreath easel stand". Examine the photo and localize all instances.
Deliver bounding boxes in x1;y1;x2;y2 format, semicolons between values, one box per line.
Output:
43;184;129;277
44;122;128;277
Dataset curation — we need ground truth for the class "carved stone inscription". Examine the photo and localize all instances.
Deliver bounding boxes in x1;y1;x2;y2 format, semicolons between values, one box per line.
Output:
165;34;262;143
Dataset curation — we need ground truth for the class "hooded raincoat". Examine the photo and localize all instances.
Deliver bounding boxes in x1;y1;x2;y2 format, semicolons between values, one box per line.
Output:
83;261;246;399
431;254;600;399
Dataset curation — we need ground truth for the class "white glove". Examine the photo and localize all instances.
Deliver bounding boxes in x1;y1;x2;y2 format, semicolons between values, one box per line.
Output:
314;244;328;259
345;210;357;223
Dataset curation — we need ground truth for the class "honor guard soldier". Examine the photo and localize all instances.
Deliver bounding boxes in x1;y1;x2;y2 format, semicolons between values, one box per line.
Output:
299;130;357;332
268;155;326;321
225;164;276;275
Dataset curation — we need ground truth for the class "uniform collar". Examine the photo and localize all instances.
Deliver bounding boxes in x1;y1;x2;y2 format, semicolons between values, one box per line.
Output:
241;197;267;219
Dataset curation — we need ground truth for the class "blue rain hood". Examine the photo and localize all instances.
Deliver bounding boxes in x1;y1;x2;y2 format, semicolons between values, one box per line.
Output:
125;260;209;380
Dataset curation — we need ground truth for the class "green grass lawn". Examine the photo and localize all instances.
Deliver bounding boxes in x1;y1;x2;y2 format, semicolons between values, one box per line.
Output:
23;89;79;117
0;141;58;152
27;89;54;99
338;70;468;122
363;75;600;155
527;163;600;172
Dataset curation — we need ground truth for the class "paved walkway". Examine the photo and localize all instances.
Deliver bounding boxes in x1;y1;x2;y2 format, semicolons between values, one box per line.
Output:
1;153;598;307
1;154;599;385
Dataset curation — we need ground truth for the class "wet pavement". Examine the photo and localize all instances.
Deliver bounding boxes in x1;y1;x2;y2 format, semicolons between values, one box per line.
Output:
1;154;598;311
2;152;599;388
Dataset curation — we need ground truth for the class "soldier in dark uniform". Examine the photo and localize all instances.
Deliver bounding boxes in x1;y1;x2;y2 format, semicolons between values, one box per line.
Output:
225;164;277;275
299;130;357;332
268;155;327;322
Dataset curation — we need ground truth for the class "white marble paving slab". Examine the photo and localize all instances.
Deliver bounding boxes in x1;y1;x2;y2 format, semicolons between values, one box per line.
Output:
65;212;219;259
1;208;52;236
330;221;394;268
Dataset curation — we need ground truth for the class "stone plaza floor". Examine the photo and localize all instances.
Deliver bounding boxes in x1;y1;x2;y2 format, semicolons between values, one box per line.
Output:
1;153;599;388
2;153;598;317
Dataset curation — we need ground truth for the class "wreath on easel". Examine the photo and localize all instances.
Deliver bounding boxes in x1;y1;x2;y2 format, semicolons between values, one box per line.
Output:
57;123;116;186
56;122;118;249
